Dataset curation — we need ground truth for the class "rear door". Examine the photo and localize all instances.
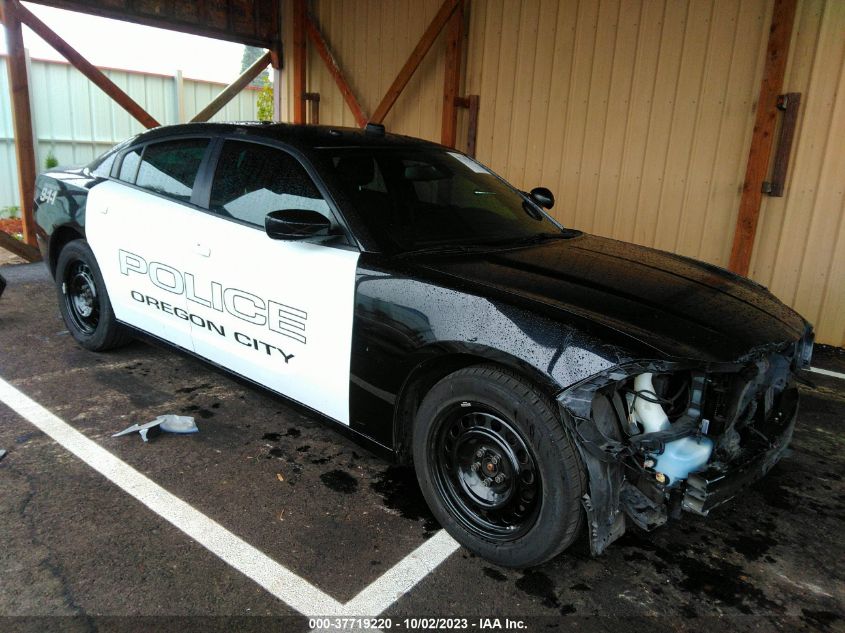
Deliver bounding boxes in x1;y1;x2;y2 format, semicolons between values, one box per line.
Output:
184;139;360;424
85;138;210;350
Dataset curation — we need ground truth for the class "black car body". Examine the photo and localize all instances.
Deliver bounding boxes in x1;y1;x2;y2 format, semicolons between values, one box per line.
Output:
33;122;813;566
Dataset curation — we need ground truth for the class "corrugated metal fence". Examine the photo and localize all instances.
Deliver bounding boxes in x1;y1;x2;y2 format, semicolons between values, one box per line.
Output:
0;55;260;209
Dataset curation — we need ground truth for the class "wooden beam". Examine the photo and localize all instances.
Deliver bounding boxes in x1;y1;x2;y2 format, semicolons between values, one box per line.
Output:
12;0;160;129
304;92;320;125
304;10;367;127
292;0;307;124
26;0;279;50
455;94;479;156
441;0;464;147
2;0;37;247
465;94;480;157
370;0;461;125
269;47;282;70
765;92;801;197
0;229;41;262
191;50;271;122
728;0;798;276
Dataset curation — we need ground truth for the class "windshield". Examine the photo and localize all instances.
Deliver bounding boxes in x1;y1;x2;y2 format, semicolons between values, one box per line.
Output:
319;148;564;253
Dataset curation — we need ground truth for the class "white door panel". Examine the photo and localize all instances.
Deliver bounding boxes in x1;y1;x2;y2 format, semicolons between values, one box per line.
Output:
186;213;359;424
85;181;194;351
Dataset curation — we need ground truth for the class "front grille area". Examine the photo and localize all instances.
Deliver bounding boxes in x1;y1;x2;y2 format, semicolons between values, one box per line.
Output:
702;349;795;464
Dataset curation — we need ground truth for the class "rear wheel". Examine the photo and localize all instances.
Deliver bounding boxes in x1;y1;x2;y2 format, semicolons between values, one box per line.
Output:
56;240;131;351
413;365;586;568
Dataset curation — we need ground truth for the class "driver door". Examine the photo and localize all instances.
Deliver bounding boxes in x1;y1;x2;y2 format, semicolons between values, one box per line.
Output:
184;140;359;424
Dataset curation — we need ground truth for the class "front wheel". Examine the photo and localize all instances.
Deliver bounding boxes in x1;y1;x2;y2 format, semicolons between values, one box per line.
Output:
413;365;586;568
56;240;131;351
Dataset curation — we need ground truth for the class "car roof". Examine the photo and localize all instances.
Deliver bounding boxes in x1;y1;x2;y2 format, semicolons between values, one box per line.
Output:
132;121;446;152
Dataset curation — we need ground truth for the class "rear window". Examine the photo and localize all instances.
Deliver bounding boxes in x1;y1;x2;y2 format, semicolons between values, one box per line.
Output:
90;151;117;178
117;148;142;183
134;139;209;202
88;135;138;178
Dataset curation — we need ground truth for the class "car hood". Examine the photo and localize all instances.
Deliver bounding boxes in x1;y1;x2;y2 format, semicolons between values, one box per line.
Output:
413;233;807;363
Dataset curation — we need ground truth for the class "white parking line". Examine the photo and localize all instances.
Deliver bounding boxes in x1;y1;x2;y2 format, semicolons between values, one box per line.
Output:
345;530;459;616
809;366;845;381
0;375;460;620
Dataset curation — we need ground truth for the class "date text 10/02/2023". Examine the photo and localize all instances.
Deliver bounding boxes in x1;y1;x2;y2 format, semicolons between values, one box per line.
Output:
307;618;528;630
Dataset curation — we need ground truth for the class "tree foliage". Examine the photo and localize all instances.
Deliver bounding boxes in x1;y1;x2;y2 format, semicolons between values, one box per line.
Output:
256;75;274;122
241;45;269;87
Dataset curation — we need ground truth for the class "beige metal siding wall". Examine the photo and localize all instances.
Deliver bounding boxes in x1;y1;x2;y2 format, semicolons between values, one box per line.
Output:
292;0;449;134
462;0;771;272
750;0;845;347
296;0;771;262
285;0;843;345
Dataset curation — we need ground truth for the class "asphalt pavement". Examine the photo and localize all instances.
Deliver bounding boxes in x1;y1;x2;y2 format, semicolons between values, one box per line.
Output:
0;262;842;633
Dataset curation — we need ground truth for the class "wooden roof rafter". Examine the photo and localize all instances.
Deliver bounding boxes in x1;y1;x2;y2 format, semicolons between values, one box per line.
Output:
25;0;281;53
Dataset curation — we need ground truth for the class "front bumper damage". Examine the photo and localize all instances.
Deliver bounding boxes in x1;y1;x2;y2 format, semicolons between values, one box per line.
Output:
683;385;798;515
557;350;805;556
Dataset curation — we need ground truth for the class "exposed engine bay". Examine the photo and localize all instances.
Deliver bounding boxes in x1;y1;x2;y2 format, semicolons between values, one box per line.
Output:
558;331;814;555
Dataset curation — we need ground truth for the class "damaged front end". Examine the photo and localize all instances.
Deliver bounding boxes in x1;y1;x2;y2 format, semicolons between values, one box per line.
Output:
558;329;814;555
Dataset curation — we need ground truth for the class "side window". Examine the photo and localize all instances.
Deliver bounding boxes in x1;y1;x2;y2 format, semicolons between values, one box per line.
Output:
89;151;117;178
134;139;209;202
117;148;142;183
209;141;332;228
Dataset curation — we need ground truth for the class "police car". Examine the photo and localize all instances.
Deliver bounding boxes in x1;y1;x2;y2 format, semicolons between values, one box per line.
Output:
33;122;813;567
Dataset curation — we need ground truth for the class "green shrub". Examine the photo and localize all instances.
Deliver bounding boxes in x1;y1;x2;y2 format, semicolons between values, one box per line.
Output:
45;151;59;169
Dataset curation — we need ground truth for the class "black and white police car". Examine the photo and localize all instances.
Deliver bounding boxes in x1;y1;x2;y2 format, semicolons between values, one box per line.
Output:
33;122;813;567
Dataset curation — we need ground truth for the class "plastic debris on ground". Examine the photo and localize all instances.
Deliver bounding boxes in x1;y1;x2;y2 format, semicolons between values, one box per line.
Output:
112;415;198;442
0;449;6;462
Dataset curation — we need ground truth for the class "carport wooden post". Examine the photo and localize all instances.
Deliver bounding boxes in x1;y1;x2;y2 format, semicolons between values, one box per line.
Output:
1;0;38;249
728;0;798;276
440;0;464;148
292;0;307;124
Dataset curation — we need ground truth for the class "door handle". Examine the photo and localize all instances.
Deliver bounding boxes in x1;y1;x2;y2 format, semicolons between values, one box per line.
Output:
195;243;211;257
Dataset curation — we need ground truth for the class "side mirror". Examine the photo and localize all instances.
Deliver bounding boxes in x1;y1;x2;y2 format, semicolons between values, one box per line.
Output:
529;187;555;210
265;209;331;240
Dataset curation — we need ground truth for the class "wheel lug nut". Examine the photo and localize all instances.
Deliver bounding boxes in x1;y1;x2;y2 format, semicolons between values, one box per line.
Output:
471;462;480;472
475;449;485;458
490;456;500;466
494;473;506;484
482;478;492;487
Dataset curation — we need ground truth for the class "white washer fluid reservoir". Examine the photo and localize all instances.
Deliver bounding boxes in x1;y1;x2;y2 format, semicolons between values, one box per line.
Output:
632;373;713;485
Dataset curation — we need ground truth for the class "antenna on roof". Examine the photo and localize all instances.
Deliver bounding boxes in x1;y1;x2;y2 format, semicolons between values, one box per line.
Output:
365;122;386;137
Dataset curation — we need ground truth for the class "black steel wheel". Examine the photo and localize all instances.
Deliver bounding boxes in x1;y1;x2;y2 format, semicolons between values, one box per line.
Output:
63;260;100;334
414;365;586;568
56;240;131;351
432;407;542;541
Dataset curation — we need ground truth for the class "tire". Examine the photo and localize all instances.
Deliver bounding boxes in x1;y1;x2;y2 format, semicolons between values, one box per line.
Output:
56;239;132;351
413;364;586;568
